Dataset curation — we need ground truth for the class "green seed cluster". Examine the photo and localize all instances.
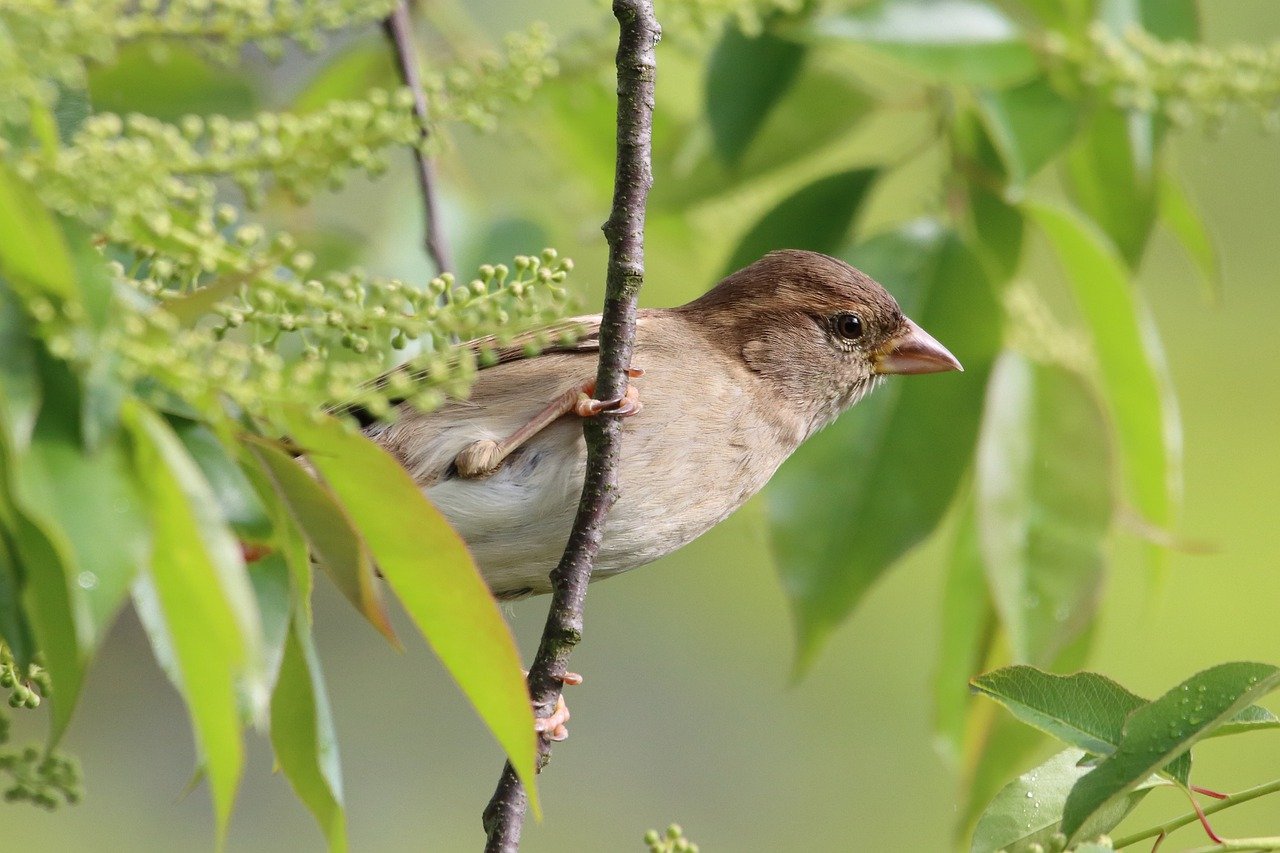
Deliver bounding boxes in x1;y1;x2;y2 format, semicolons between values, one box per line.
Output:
654;0;803;41
1053;25;1280;131
108;251;575;426
22;25;555;269
0;0;399;123
644;824;699;853
0;645;79;810
115;0;400;59
0;645;48;711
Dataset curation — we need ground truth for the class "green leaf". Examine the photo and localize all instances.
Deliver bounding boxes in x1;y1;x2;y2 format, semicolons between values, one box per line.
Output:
0;162;77;302
293;41;397;113
248;552;292;703
1212;703;1280;737
173;421;273;543
242;438;395;643
0;285;41;451
1018;0;1096;34
724;169;878;273
1064;107;1158;267
769;225;1001;671
0;529;34;667
971;748;1162;853
807;0;1038;88
1158;172;1221;302
125;402;264;842
933;493;996;766
977;77;1079;187
654;65;872;208
1025;201;1177;542
1061;662;1280;843
706;25;806;167
976;355;1111;666
15;425;148;648
971;666;1149;757
1100;0;1198;41
88;43;256;121
282;412;539;814
11;512;83;742
272;616;347;852
952;111;1024;283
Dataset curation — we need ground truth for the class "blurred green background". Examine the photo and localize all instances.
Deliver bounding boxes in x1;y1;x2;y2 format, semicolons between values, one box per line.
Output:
8;1;1280;849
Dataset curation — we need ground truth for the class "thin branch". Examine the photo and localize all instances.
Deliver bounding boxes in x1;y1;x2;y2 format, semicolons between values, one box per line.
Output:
382;1;454;275
479;1;659;850
1113;778;1280;849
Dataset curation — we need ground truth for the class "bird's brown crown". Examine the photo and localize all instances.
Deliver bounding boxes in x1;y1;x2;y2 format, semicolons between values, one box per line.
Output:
676;249;905;359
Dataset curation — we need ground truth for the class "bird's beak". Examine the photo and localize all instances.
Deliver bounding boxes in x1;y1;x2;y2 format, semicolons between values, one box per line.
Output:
873;318;964;375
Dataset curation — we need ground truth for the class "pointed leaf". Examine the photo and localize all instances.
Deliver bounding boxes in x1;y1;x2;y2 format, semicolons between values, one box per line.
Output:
977;77;1079;187
769;225;1001;671
1064;107;1158;267
976;355;1111;665
125;403;264;842
1026;201;1178;540
971;748;1163;853
272;615;347;852
0;163;77;301
934;494;996;766
0;285;41;450
655;65;872;208
1062;662;1280;843
706;26;806;167
11;511;83;742
807;0;1038;87
282;412;539;814
725;169;878;273
972;667;1147;756
243;438;394;643
1158;172;1221;302
173;421;273;542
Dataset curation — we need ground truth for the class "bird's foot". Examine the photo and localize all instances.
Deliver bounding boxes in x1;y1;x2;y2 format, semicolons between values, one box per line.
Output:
533;671;583;742
574;368;645;418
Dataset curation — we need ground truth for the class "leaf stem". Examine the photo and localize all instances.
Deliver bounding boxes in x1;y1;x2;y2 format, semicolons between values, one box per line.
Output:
478;1;660;850
382;1;454;275
1112;778;1280;849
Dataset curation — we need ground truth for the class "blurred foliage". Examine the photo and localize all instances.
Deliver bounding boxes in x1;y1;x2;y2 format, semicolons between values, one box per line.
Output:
2;0;1280;849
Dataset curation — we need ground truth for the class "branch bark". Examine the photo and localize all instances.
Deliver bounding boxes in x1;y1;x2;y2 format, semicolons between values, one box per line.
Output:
382;1;454;275
480;1;660;850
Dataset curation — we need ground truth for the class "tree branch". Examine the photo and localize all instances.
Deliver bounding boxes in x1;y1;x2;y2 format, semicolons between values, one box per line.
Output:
480;1;659;850
382;1;454;275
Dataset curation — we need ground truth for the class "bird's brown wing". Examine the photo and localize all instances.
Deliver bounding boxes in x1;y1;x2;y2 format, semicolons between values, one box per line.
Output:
332;316;602;426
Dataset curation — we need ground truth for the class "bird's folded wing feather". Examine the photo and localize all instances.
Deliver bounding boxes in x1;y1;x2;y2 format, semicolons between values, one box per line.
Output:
330;315;603;426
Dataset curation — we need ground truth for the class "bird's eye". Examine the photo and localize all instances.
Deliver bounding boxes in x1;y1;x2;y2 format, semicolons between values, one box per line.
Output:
833;312;864;341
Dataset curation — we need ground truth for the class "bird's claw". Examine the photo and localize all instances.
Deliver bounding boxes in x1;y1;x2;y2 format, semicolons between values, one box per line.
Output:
533;671;582;742
574;378;643;419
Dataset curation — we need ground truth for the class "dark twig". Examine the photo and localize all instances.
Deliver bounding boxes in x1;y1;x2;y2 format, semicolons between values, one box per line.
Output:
480;1;659;850
382;1;454;274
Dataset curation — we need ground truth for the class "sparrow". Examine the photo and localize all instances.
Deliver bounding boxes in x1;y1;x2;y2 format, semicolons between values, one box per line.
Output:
360;248;960;594
350;249;962;738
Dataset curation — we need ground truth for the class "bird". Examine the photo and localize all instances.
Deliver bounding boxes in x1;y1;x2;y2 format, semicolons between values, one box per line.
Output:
349;249;963;737
360;249;960;594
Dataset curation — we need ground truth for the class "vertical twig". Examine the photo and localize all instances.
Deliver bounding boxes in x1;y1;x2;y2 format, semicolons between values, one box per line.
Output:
479;1;660;850
383;1;455;275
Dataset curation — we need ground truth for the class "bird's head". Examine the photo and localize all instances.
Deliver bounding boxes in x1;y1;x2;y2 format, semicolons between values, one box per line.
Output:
679;249;962;437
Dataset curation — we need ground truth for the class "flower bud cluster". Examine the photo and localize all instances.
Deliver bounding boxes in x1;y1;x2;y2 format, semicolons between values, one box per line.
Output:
644;823;699;853
1051;24;1280;132
0;0;399;122
109;251;575;427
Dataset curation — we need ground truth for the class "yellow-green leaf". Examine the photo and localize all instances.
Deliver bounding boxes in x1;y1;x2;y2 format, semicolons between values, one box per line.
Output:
125;402;264;843
282;411;539;814
272;616;347;852
243;438;395;643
